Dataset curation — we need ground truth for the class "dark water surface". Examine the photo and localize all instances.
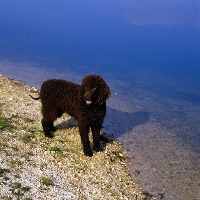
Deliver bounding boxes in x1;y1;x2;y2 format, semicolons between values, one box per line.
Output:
0;1;200;199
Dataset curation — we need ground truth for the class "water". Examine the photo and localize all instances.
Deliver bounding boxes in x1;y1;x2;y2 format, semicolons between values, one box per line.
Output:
0;1;200;199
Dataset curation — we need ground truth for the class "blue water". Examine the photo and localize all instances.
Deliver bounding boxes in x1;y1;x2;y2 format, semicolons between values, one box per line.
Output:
0;0;200;199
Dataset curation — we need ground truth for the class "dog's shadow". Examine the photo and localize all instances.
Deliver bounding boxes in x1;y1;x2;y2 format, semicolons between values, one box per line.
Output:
55;107;150;141
56;118;78;130
104;107;150;138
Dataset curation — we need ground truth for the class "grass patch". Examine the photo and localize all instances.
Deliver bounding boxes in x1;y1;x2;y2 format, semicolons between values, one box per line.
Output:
41;176;53;186
2;197;12;200
9;182;31;197
21;186;31;192
0;115;6;130
49;146;62;152
21;133;32;144
0;168;11;176
9;160;23;168
23;117;34;123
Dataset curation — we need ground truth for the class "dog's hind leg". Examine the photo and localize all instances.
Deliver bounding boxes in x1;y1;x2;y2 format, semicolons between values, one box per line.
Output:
57;109;64;118
41;107;57;138
41;119;55;138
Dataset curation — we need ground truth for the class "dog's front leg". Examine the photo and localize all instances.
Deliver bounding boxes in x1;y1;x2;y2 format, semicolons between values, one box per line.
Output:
91;122;101;152
78;123;93;157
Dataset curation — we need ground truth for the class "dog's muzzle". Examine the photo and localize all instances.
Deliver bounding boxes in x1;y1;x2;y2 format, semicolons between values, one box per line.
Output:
84;88;97;105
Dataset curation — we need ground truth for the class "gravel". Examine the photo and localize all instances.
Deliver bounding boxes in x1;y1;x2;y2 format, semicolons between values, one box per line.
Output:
0;75;152;200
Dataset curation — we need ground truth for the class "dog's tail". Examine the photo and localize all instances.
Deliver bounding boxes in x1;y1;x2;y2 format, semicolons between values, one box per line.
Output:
29;94;40;100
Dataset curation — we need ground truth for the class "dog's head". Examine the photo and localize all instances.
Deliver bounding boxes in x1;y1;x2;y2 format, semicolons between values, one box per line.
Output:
80;75;111;105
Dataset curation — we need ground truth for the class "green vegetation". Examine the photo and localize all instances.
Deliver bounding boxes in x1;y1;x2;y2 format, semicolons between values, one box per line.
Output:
1;196;12;200
41;176;53;186
0;114;6;130
9;182;31;197
21;133;32;144
0;168;11;176
23;117;33;123
49;146;62;152
9;160;23;168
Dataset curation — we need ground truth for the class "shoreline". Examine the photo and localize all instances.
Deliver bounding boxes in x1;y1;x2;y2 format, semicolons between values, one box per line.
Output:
0;74;152;199
1;69;200;200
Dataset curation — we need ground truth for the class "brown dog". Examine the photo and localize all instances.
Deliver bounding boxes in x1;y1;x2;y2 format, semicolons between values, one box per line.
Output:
30;75;110;156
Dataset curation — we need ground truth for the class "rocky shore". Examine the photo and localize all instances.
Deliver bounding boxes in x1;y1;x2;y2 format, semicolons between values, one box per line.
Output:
0;75;152;200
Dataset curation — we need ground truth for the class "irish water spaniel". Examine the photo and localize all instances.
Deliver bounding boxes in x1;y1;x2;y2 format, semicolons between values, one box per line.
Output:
30;75;111;156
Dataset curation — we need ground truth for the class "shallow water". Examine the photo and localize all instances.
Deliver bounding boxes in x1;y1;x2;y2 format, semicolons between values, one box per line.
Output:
0;0;200;199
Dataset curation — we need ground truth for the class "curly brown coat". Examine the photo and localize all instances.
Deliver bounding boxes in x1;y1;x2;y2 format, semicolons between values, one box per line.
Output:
30;74;111;156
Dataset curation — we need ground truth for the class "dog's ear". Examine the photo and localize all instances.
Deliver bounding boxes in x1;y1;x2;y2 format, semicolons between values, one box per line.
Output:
96;83;111;105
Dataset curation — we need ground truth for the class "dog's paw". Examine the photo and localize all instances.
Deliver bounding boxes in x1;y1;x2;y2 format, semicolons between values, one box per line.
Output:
84;149;93;157
93;145;103;152
50;126;56;131
44;132;54;138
